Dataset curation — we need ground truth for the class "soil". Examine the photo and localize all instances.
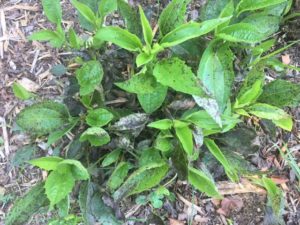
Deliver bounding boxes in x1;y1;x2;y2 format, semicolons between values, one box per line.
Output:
0;0;300;225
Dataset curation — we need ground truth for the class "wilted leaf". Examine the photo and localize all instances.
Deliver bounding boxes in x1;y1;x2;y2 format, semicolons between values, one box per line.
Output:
5;183;49;225
113;162;169;202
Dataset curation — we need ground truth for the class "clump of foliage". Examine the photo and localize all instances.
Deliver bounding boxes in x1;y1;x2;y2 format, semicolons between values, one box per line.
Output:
7;0;300;224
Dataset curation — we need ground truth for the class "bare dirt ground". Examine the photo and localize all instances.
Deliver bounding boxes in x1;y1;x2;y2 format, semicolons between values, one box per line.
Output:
0;0;299;225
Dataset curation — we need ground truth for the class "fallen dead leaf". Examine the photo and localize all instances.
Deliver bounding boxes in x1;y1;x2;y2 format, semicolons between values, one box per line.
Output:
217;196;244;216
217;179;266;195
282;54;291;65
18;77;39;92
169;218;185;225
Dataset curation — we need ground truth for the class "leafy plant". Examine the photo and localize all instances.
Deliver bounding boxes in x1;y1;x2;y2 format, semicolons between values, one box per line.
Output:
7;0;300;224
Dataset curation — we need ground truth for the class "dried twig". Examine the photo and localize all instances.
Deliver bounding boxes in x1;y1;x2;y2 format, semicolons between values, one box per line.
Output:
0;117;9;156
176;193;205;215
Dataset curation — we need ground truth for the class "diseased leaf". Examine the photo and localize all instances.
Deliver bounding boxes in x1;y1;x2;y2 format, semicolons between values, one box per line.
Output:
137;83;168;113
148;119;173;130
29;156;63;171
102;149;122;167
80;127;110;146
79;182;122;225
258;79;300;108
111;113;149;132
237;0;287;15
113;162;169;202
198;41;234;112
153;57;205;96
217;23;266;43
86;108;114;127
204;139;239;182
41;0;62;24
160;17;231;48
117;0;142;37
158;0;192;36
107;162;130;192
95;27;143;51
45;170;75;208
138;5;153;46
199;0;230;21
75;60;103;96
16;101;70;135
188;167;222;198
5;183;49;225
12;82;33;100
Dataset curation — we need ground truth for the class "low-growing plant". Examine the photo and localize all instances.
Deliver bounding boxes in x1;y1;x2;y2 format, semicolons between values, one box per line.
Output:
6;0;300;224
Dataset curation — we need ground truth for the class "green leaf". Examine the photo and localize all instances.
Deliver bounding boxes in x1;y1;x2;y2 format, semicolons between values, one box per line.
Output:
57;196;70;218
160;17;231;48
117;0;142;37
98;0;117;17
5;183;49;225
45;170;75;208
261;177;285;225
75;60;103;96
171;143;188;180
148;119;173;130
71;0;97;27
252;39;276;56
68;28;82;49
80;127;110;147
174;123;193;156
138;5;153;46
199;0;230;21
113;162;169;202
102;149;121;167
41;0;62;24
188;167;222;198
137;83;168;113
16;101;70;135
50;64;67;77
154;132;173;152
107;162;130;192
136;52;155;67
57;159;90;180
28;29;65;48
198;41;234;111
258;79;300;108
79;182;122;225
86;108;114;127
242;14;280;38
95;27;143;51
47;118;79;146
158;0;192;36
204;138;238;182
139;148;163;167
217;23;266;43
115;73;159;94
235;67;265;108
215;0;234;32
12;82;33;100
153;57;205;96
29;156;63;171
11;145;37;167
237;0;287;15
248;103;293;131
